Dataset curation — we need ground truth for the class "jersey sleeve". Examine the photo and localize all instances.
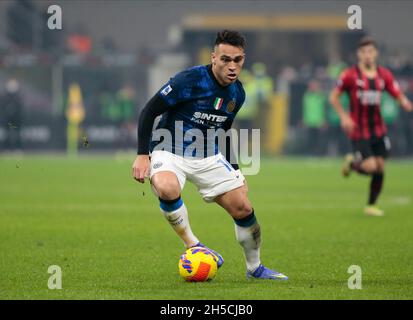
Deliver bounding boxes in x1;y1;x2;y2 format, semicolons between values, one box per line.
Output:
137;93;169;155
232;81;246;117
158;69;196;106
381;68;402;99
237;84;246;110
335;69;353;93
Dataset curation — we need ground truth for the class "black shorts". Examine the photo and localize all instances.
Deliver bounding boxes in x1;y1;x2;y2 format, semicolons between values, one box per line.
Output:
352;136;391;161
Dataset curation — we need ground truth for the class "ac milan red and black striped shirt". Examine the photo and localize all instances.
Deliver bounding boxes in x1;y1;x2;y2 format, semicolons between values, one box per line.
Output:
335;65;402;141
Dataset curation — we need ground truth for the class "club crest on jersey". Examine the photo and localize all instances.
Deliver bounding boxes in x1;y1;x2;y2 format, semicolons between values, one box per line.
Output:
213;97;223;110
160;85;172;96
227;99;236;113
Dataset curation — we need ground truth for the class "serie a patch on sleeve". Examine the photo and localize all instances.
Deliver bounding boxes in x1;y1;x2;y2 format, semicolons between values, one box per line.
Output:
161;84;173;96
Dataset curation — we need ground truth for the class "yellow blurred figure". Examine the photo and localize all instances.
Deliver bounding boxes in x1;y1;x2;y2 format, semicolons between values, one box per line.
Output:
66;83;85;156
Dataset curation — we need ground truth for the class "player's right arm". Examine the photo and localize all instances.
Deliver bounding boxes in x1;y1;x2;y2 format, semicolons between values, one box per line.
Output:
132;93;169;183
329;69;356;135
132;70;193;183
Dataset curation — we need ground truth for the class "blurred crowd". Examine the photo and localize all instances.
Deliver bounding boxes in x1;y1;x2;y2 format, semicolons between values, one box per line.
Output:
1;0;413;155
285;55;413;156
234;54;413;157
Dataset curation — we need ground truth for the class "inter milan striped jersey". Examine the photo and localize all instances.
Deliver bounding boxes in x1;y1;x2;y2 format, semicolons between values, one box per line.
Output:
149;65;245;157
336;65;401;141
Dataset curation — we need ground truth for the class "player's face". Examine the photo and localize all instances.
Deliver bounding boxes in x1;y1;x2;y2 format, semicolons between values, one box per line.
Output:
357;44;378;69
211;44;245;86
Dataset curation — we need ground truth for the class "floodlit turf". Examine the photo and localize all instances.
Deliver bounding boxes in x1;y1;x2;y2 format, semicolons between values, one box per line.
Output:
0;154;412;299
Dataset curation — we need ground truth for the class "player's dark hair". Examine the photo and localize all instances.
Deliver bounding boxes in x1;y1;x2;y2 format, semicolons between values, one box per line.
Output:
358;36;378;49
214;30;246;49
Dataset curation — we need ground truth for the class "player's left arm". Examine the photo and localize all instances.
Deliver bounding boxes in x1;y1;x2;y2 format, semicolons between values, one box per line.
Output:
221;117;239;171
221;117;248;192
220;85;246;171
396;93;413;112
383;68;413;112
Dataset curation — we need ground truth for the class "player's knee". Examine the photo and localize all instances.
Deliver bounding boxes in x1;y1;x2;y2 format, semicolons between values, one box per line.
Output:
362;160;378;173
153;180;181;200
230;199;253;220
376;161;385;173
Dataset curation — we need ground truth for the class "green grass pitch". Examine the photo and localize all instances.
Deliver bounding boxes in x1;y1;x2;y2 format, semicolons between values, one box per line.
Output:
0;154;412;299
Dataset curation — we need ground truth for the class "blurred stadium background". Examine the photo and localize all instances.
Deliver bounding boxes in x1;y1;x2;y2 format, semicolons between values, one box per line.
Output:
1;0;413;158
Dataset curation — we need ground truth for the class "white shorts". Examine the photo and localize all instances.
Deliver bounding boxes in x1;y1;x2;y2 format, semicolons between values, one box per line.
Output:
149;150;245;202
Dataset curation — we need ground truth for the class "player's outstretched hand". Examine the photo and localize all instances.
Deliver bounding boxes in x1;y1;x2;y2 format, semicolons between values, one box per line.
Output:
340;114;356;135
132;155;150;183
401;97;413;112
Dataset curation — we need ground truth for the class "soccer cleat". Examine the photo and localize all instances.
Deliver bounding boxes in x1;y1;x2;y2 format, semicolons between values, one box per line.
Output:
364;205;384;217
342;153;354;177
193;243;224;268
246;264;288;281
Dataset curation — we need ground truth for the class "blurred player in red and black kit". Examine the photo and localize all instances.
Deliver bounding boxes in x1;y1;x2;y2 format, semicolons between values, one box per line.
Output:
329;37;413;216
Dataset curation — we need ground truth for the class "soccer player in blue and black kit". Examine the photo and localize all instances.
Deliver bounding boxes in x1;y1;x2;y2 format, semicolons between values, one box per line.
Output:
132;30;287;280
